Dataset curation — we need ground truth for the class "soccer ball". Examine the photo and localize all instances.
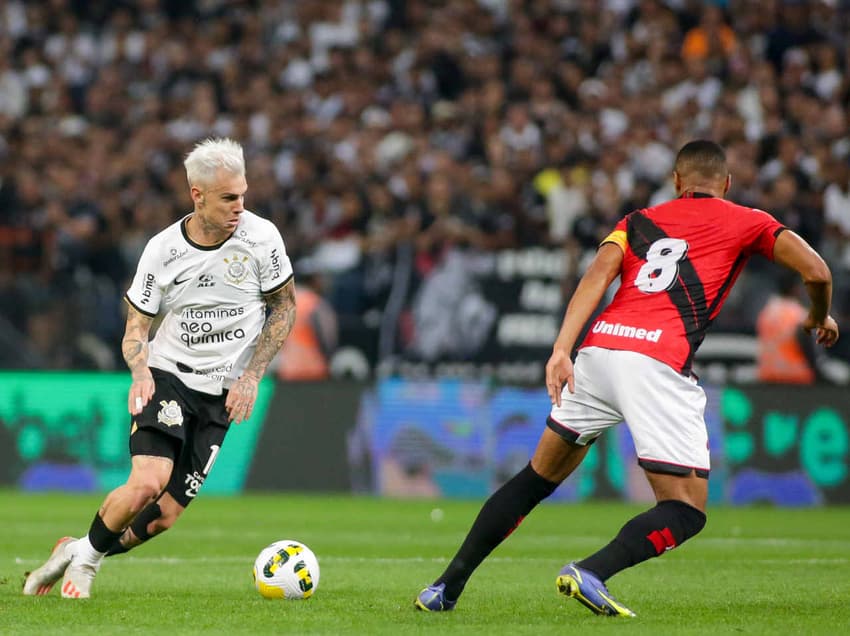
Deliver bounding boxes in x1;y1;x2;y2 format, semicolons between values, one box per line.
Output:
252;540;320;600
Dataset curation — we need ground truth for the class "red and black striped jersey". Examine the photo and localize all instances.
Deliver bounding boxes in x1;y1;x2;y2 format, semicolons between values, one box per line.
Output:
581;193;786;374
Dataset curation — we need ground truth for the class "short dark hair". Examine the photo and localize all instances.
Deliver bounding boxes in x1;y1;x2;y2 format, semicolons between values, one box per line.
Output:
674;140;728;181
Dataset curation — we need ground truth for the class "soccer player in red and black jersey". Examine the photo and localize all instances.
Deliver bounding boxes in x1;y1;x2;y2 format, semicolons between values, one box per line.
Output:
415;140;839;616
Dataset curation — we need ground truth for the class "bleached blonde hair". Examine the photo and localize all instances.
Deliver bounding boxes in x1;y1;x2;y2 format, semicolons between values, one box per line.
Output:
183;137;245;187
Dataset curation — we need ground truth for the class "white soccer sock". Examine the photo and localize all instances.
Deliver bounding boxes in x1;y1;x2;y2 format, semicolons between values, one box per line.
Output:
74;536;105;569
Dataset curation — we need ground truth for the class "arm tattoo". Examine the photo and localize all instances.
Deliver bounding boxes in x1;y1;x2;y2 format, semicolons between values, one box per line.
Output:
243;280;297;379
122;306;155;378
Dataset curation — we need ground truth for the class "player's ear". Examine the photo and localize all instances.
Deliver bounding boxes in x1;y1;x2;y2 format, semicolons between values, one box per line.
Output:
724;173;731;195
672;171;682;195
190;186;205;207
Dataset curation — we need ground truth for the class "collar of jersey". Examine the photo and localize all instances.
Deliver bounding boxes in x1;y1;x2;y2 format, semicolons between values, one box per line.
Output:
181;216;233;251
679;192;714;199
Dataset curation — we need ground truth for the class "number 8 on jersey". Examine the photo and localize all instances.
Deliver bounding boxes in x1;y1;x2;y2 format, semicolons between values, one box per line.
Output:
635;238;689;293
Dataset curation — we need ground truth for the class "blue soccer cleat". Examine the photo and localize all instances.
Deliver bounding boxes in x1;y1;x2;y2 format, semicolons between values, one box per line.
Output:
556;563;636;617
414;583;457;612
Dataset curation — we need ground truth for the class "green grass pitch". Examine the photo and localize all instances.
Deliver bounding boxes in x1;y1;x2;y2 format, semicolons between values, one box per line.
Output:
2;492;849;635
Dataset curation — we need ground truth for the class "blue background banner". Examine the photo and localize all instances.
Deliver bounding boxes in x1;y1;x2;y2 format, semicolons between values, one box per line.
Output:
2;373;847;505
356;379;728;503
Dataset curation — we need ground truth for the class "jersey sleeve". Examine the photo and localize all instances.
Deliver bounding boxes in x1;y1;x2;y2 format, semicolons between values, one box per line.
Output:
739;208;786;259
600;217;628;252
124;240;163;317
260;226;294;295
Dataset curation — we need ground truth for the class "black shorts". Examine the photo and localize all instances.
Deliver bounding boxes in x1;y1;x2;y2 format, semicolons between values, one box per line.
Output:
129;368;230;507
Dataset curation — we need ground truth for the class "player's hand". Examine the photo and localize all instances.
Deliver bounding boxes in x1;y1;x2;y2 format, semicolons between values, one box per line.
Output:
545;348;575;407
803;314;839;347
226;373;260;424
128;370;155;415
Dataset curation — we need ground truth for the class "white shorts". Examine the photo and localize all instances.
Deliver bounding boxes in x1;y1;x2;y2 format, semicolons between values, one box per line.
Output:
548;346;710;477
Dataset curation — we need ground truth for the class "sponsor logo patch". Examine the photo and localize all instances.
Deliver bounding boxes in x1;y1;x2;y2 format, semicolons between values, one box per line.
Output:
234;230;258;248
184;471;205;498
591;320;663;342
140;273;156;304
270;248;281;280
163;248;189;267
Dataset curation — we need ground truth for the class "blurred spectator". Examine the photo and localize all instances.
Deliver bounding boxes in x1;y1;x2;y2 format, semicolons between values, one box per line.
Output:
540;161;590;244
810;41;843;101
762;172;823;248
756;272;817;384
681;4;738;72
823;158;850;268
765;0;824;71
822;157;850;319
0;0;847;377
276;275;339;382
499;102;542;159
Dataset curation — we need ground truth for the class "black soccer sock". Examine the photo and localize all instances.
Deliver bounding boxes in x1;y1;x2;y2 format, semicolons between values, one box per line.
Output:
435;463;559;600
577;499;706;581
88;512;124;553
105;502;163;557
105;541;130;557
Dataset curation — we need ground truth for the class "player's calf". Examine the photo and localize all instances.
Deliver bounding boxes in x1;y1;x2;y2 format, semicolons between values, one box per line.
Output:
418;463;559;608
577;499;706;581
106;501;166;555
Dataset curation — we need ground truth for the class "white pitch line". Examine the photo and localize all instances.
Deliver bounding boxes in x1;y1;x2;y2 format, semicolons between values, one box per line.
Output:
13;556;849;566
69;531;850;549
700;537;850;548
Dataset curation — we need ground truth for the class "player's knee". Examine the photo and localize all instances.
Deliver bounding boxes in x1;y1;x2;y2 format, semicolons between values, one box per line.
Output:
125;477;164;512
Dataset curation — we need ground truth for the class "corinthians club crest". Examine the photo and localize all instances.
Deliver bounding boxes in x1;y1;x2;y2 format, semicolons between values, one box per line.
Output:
157;400;184;427
223;253;250;285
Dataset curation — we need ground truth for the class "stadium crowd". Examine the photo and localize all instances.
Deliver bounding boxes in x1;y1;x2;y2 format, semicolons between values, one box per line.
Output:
0;0;848;371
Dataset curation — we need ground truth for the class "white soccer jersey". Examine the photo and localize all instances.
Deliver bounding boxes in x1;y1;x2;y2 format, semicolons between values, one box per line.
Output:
125;210;293;395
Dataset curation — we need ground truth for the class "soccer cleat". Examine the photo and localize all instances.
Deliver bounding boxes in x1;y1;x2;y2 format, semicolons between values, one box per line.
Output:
22;537;78;596
414;583;457;612
556;563;636;617
61;561;99;599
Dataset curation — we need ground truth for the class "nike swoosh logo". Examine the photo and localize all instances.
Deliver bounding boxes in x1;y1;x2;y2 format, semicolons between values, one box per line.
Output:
174;277;190;285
